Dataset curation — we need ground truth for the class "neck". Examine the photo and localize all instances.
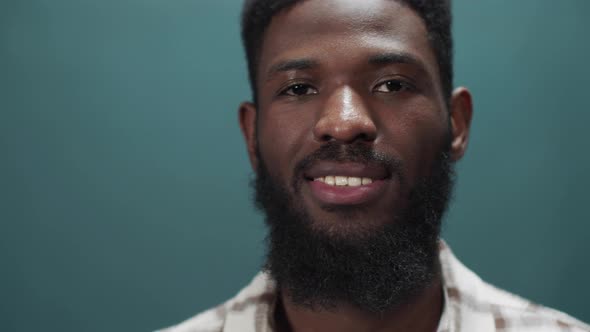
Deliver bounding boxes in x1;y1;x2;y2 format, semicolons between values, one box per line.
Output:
274;276;444;332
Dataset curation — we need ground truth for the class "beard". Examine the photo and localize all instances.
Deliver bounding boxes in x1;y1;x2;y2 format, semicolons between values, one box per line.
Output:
253;139;455;313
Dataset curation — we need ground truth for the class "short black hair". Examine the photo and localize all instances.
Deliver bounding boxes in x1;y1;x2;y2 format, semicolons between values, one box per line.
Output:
241;0;453;106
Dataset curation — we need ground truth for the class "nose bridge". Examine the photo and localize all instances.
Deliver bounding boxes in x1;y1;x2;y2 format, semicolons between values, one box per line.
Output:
313;85;377;143
332;86;360;122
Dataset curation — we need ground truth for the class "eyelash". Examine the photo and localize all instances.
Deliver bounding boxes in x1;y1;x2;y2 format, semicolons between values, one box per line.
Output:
373;79;415;93
277;79;415;97
278;83;318;97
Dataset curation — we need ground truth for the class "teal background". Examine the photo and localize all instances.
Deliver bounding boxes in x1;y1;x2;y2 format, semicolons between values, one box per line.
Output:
1;0;589;330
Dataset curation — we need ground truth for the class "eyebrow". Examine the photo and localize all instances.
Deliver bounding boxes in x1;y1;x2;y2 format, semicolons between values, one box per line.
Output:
265;58;319;81
368;52;427;71
264;52;429;81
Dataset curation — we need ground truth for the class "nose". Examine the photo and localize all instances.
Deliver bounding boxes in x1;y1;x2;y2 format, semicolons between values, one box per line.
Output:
313;86;377;143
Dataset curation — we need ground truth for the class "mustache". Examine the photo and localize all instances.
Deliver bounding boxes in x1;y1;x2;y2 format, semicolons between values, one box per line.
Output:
293;142;404;187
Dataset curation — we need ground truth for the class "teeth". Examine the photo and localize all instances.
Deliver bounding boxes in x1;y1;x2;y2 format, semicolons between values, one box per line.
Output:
314;176;374;186
335;176;347;186
325;176;335;185
347;177;362;187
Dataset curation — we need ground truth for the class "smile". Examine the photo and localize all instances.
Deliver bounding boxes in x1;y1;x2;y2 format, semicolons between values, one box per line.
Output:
313;176;373;186
303;162;391;206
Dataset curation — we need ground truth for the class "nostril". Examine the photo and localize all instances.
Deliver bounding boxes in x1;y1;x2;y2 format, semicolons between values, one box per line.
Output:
317;132;375;144
320;134;333;142
357;133;372;142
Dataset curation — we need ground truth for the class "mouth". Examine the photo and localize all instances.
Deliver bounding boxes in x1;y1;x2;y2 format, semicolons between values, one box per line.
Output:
303;162;391;206
312;175;375;186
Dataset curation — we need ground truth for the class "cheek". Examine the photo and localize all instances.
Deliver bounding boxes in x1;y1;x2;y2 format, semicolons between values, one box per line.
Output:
257;106;316;181
378;99;448;181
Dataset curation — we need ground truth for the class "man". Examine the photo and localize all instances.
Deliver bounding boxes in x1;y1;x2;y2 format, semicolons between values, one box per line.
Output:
161;0;589;331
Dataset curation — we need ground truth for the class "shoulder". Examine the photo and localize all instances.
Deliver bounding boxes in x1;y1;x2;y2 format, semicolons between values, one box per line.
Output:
439;241;590;332
156;303;227;332
155;272;276;332
479;281;589;332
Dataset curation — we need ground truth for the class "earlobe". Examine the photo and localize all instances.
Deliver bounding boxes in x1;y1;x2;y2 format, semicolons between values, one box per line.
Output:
239;102;259;171
449;87;473;162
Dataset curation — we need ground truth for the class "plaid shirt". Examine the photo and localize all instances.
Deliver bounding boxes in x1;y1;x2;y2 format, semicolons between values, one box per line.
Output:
159;242;589;332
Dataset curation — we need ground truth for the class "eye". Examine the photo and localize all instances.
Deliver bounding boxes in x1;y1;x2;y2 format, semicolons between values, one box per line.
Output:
279;83;318;96
374;80;413;93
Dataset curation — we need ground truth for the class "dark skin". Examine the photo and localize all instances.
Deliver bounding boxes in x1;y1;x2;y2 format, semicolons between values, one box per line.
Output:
239;0;473;331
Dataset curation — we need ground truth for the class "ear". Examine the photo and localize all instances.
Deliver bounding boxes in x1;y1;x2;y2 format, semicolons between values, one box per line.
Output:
449;87;473;162
239;101;259;171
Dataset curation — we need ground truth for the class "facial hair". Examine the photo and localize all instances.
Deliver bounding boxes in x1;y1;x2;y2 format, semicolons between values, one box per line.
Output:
253;140;455;313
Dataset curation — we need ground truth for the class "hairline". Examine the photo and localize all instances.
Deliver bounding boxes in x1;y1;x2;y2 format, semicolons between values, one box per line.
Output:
242;0;453;108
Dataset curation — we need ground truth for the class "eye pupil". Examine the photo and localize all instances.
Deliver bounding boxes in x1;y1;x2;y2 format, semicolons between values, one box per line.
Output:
291;84;309;95
386;81;403;92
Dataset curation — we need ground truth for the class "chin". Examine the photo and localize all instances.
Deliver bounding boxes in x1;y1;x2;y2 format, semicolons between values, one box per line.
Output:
303;209;397;239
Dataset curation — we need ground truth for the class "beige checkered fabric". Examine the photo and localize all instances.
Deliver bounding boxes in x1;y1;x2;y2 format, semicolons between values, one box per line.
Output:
159;242;589;332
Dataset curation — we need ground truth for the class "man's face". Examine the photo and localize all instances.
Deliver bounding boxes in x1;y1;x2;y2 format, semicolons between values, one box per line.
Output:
239;0;471;311
251;0;450;233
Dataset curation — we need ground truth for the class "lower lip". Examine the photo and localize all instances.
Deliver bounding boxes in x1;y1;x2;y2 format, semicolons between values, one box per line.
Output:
307;179;387;206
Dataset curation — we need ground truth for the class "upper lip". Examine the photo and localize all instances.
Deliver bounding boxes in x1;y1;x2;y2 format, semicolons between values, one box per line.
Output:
303;162;389;180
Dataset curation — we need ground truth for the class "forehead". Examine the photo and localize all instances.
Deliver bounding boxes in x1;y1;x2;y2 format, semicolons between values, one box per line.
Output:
258;0;438;82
